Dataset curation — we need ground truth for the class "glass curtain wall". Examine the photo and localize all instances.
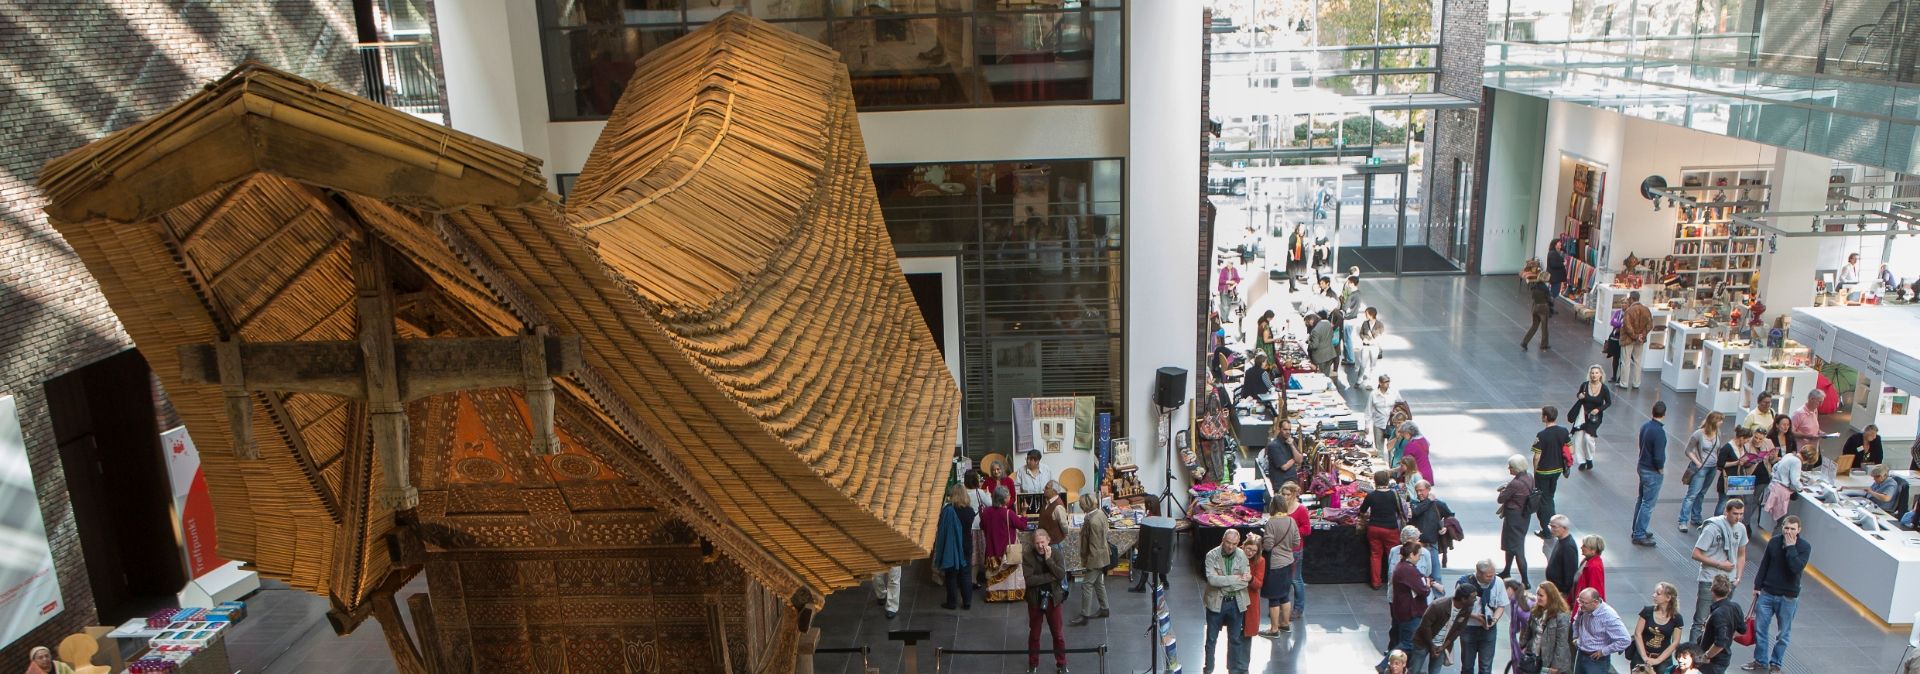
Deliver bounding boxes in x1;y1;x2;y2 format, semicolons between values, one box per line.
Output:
535;0;1124;119
875;159;1123;457
1210;0;1458;274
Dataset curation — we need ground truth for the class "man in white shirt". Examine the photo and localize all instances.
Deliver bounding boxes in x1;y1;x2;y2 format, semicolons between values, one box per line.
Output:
1837;253;1861;296
1367;375;1401;453
1016;450;1054;497
1690;499;1749;643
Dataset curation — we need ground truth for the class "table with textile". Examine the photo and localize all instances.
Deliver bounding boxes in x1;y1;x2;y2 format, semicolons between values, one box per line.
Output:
1300;522;1370;584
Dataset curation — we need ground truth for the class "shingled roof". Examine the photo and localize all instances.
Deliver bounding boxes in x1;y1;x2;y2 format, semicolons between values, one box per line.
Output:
40;12;957;623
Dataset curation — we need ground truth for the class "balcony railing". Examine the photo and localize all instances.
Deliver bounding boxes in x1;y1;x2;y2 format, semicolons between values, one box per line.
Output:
357;40;444;125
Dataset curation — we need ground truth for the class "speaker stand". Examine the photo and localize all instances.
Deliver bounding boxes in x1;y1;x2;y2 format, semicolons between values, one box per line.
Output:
1155;406;1187;520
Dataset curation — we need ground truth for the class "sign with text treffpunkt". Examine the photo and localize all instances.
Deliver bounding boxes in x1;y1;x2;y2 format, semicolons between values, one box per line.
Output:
0;395;63;649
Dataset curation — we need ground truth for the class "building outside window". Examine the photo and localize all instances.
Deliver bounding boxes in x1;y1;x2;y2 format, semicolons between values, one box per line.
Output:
873;158;1123;456
536;0;1125;120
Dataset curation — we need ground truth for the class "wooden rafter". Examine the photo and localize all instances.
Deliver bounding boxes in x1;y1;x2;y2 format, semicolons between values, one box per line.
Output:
207;203;323;287
178;179;253;247
233;238;346;331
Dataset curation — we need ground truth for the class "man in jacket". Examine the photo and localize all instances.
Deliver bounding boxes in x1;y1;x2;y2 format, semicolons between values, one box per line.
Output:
1408;480;1452;583
1545;515;1580;595
1632;401;1669;546
1203;529;1252;674
1070;494;1111;626
1025;528;1070;674
1309;310;1340;383
1700;574;1744;674
1690;500;1748;642
1619;291;1654;389
1522;272;1554;351
1410;584;1477;674
1573;588;1633;674
1747;516;1811;673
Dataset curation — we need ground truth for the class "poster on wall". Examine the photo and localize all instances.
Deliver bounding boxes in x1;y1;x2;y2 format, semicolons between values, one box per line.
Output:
0;395;63;649
1030;397;1077;454
160;427;225;578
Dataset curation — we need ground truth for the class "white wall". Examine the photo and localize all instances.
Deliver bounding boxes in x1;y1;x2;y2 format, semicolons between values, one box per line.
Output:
1124;0;1201;495
1533;101;1627;264
1482;90;1547;274
434;0;528;149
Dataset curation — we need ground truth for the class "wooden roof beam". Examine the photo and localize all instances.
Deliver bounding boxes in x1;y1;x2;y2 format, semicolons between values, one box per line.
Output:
178;179;253;248
206;203;325;288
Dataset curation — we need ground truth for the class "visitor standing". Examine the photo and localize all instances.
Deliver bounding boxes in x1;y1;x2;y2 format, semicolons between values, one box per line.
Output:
1368;376;1402;458
1547;239;1569;313
1525;582;1575;674
1265;423;1300;496
1017;450;1054;499
1255;310;1278;364
1310;309;1340;385
1359;470;1408;589
1217;261;1241;320
1533;406;1572;538
1497;455;1536;586
1277;482;1311;618
1573;589;1632;674
1523;271;1553;351
1400;422;1434;486
1357;307;1386;384
1699;575;1744;674
1738;393;1776;435
1408;480;1452;583
1240;534;1266;639
1678;412;1726;532
1788;391;1825;456
1574;535;1607;601
1746;516;1810;674
935;484;976;611
1259;497;1299;636
1620;292;1654;389
1568;366;1613;471
1545;515;1580;596
1024;528;1070;674
1504;579;1532;670
1070;493;1109;625
1629;582;1686;674
1689;500;1747;643
1456;560;1509;674
869;566;902;620
1202;530;1251;674
1387;542;1431;663
1633;401;1669;546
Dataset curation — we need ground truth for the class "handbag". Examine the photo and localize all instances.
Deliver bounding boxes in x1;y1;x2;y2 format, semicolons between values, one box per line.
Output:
1734;616;1757;645
1682;461;1700;486
1514;651;1543;674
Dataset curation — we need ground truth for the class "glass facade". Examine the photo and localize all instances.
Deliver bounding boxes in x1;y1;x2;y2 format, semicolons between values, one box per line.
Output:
873;158;1123;456
537;0;1124;120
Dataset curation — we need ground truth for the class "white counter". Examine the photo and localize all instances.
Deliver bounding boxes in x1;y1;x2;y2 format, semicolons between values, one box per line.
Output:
1699;340;1756;415
1780;472;1920;625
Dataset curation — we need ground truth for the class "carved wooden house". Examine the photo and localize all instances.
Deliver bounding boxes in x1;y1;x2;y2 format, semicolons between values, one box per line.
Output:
39;13;957;673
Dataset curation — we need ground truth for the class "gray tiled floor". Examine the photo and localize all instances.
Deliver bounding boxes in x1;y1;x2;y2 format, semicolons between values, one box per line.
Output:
215;275;1916;673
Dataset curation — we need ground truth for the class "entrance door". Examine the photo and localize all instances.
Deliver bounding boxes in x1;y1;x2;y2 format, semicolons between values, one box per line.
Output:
1342;165;1409;275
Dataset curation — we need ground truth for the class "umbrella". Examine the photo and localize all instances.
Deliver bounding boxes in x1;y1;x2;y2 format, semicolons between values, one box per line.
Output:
1820;361;1859;399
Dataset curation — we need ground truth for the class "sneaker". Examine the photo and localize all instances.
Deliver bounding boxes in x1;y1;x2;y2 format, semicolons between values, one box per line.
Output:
885;610;897;619
1069;616;1089;626
1742;662;1767;671
1678;523;1690;533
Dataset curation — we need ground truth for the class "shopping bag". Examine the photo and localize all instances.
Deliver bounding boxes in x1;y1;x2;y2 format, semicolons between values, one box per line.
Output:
1734;616;1757;646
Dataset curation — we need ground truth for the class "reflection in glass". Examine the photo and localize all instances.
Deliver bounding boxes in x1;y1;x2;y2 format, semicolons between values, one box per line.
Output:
543;27;684;119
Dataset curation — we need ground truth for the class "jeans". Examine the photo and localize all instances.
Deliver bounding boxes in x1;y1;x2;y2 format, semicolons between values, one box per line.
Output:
1691;580;1714;643
1291;547;1308;613
1535;472;1561;535
1424;545;1444;590
1575;653;1615;674
1680;465;1717;526
1624;341;1647;388
1753;591;1798;668
1205;597;1248;673
1079;568;1107;617
1634;468;1664;541
943;566;972;607
1028;599;1066;668
1459;625;1497;674
1406;646;1432;674
1379;617;1423;671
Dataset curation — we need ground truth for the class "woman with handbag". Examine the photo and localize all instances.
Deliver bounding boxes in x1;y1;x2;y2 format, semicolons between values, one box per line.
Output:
980;487;1028;602
1606;308;1626;384
1522;581;1575;674
1628;582;1685;673
1678;412;1724;532
1568;365;1613;471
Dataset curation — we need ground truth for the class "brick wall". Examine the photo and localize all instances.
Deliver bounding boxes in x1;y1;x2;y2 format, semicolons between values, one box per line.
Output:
1422;0;1490;273
0;1;360;663
1196;8;1215;399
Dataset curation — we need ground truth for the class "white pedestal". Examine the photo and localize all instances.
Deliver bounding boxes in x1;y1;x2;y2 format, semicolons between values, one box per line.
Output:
1699;340;1756;414
1643;307;1671;373
1590;285;1635;344
1662;322;1710;391
1852;378;1919;442
1742;363;1818;416
176;560;259;609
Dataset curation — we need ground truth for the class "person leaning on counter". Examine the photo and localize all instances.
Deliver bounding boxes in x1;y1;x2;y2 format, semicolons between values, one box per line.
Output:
1840;425;1884;468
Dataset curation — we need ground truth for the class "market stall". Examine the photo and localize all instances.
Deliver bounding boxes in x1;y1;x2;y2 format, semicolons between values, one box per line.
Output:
104;603;246;674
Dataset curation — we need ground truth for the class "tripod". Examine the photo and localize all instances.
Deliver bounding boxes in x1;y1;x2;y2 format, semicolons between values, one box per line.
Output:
1155;405;1188;520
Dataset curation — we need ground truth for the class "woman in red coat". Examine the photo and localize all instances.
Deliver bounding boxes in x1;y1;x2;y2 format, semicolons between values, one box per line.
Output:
1241;533;1266;637
1573;534;1607;603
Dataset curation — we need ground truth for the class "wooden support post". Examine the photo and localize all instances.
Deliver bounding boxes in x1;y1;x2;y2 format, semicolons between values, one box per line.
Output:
353;245;417;511
405;593;449;674
522;325;558;455
370;593;429;674
215;340;258;459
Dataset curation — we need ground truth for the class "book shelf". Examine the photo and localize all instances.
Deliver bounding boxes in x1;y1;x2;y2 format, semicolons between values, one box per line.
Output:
1669;167;1769;292
1558;161;1607;302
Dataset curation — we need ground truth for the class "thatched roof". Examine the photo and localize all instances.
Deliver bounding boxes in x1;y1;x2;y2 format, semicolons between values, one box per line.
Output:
40;12;957;623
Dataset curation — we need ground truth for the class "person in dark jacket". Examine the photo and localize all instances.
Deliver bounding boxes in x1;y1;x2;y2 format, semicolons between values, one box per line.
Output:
1266;420;1300;493
1522;273;1553;351
1498;455;1535;585
1547;239;1569;311
1408;480;1452;580
1410;584;1478;673
1840;425;1885;469
1631;401;1669;546
1568;365;1613;471
1533;406;1572;537
1747;516;1810;673
1545;514;1580;596
1024;529;1070;674
1699;574;1743;674
935;483;977;610
1235;352;1279;417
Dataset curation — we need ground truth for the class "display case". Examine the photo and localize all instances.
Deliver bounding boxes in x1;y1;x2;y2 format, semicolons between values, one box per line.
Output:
1744;361;1818;415
1699;340;1756;414
1643;306;1671;372
1591;284;1632;343
1662;322;1711;391
1851;377;1918;442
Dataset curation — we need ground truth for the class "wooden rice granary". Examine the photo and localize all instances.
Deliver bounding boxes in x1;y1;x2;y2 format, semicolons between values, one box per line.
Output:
38;13;958;673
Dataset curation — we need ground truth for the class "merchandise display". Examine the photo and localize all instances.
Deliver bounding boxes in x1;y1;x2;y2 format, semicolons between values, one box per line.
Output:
1667;167;1769;292
1698;339;1756;414
1556;160;1609;302
1661;320;1710;391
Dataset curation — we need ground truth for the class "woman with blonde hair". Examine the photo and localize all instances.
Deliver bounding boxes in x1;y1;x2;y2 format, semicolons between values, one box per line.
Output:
1568;364;1614;471
1630;582;1686;673
1677;411;1725;532
1525;582;1575;674
1573;535;1607;602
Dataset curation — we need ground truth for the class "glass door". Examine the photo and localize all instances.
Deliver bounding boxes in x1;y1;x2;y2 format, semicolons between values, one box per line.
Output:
1341;165;1408;275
